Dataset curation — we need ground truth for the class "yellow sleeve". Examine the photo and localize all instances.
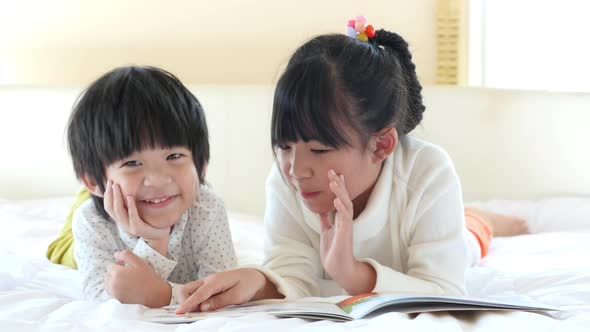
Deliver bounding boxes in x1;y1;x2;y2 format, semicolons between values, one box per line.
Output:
46;188;92;269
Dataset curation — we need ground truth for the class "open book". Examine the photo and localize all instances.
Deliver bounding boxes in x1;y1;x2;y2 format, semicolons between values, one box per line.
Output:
143;293;559;323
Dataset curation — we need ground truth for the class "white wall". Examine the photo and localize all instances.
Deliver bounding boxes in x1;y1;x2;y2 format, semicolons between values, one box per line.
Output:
2;85;589;216
0;0;438;85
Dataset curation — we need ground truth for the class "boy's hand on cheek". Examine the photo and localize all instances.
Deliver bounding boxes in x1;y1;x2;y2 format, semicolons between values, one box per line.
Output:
105;250;171;307
104;180;170;243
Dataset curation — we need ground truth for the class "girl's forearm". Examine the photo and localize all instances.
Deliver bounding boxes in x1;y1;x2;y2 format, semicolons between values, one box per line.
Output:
252;271;285;301
336;260;377;296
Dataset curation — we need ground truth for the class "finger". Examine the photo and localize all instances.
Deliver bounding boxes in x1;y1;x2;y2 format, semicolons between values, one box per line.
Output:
106;262;123;280
103;180;114;216
114;250;147;269
106;263;119;275
176;284;217;314
328;169;338;181
178;280;204;304
199;285;249;312
113;184;129;226
126;195;142;226
328;172;353;214
177;277;236;314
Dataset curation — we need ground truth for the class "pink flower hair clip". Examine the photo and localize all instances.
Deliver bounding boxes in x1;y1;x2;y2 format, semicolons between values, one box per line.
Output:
345;15;376;42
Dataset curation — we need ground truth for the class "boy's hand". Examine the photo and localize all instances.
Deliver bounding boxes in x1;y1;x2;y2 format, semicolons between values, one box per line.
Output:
175;268;277;314
105;250;171;308
104;180;170;242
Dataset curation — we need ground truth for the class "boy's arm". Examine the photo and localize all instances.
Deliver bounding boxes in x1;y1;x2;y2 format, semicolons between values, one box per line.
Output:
73;202;176;306
194;199;238;278
131;237;177;280
72;204;121;301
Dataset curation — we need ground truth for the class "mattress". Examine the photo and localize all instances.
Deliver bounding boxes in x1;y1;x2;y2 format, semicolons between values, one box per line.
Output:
0;196;589;331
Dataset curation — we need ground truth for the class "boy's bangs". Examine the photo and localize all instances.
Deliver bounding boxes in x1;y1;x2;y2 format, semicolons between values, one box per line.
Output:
271;59;354;148
95;78;194;166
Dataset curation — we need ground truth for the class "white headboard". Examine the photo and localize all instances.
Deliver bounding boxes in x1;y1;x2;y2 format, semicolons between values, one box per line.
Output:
1;85;589;215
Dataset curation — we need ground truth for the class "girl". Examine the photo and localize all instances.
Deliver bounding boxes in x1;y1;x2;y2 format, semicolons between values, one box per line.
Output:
175;18;528;313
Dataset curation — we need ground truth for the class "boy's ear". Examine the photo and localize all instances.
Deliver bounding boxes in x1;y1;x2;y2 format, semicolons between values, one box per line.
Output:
81;174;104;197
371;127;398;163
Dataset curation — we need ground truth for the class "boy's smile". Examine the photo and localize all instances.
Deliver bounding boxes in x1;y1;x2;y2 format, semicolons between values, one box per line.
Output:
103;146;200;229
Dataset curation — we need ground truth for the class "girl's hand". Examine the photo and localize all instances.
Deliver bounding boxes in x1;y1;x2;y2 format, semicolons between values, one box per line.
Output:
319;170;356;282
176;268;275;314
104;180;170;242
319;170;376;295
106;250;171;308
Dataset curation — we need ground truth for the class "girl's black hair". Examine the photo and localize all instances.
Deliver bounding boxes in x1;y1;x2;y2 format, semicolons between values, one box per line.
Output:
271;30;425;149
67;66;209;218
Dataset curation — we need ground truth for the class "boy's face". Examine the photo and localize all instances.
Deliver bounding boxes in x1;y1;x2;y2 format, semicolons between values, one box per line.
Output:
104;146;200;229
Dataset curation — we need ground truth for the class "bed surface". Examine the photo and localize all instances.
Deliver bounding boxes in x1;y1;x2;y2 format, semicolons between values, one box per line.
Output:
1;196;589;331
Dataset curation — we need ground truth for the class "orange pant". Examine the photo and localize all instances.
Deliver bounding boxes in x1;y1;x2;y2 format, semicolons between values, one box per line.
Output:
465;209;493;258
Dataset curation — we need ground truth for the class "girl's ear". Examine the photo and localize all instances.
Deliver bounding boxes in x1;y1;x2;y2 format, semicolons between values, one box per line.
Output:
371;127;398;163
81;174;104;197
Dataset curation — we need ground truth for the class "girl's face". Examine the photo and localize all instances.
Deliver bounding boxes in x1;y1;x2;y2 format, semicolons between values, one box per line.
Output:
103;146;200;229
276;129;383;217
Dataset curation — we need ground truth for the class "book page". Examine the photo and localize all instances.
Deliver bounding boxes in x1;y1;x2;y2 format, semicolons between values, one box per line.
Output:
143;299;349;324
335;293;558;320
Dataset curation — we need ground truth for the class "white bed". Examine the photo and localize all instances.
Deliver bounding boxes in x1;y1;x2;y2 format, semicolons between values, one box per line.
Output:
0;196;589;331
1;85;590;331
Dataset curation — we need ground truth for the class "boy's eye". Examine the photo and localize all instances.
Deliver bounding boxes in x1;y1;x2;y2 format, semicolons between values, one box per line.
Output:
122;160;141;167
167;153;184;160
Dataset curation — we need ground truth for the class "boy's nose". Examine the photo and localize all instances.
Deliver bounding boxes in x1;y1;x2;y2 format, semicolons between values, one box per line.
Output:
143;172;173;187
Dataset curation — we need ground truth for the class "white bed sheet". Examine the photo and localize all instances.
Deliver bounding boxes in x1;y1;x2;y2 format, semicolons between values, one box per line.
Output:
0;196;589;331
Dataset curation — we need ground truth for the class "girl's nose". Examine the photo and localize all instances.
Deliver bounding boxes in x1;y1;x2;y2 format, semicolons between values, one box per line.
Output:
290;153;312;179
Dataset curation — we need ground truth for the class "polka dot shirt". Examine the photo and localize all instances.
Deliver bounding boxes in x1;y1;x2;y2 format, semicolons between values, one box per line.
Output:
72;185;237;304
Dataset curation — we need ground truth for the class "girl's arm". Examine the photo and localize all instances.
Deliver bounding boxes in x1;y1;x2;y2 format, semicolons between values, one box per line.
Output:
363;149;467;296
176;166;322;313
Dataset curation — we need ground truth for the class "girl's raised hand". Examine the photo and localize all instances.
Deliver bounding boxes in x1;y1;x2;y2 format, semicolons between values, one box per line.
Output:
318;170;377;295
319;170;355;282
103;180;170;242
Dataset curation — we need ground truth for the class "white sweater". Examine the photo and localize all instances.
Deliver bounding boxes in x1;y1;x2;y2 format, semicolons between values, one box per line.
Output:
259;136;469;299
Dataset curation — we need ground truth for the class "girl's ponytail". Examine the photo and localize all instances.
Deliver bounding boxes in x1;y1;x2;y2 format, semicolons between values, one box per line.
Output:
374;30;425;135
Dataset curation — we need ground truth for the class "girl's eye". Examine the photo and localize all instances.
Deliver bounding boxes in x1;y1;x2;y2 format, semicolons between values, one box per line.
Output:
277;144;291;151
122;160;141;167
311;149;332;154
167;153;183;160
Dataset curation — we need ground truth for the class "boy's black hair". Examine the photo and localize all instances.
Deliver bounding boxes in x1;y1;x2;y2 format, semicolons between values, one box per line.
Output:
271;31;425;149
67;66;209;218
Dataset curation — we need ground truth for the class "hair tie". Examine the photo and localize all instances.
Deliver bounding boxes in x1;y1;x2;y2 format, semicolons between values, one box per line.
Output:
345;15;376;42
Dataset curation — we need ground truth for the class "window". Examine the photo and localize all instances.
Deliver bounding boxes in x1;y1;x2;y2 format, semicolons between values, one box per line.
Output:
468;0;590;92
